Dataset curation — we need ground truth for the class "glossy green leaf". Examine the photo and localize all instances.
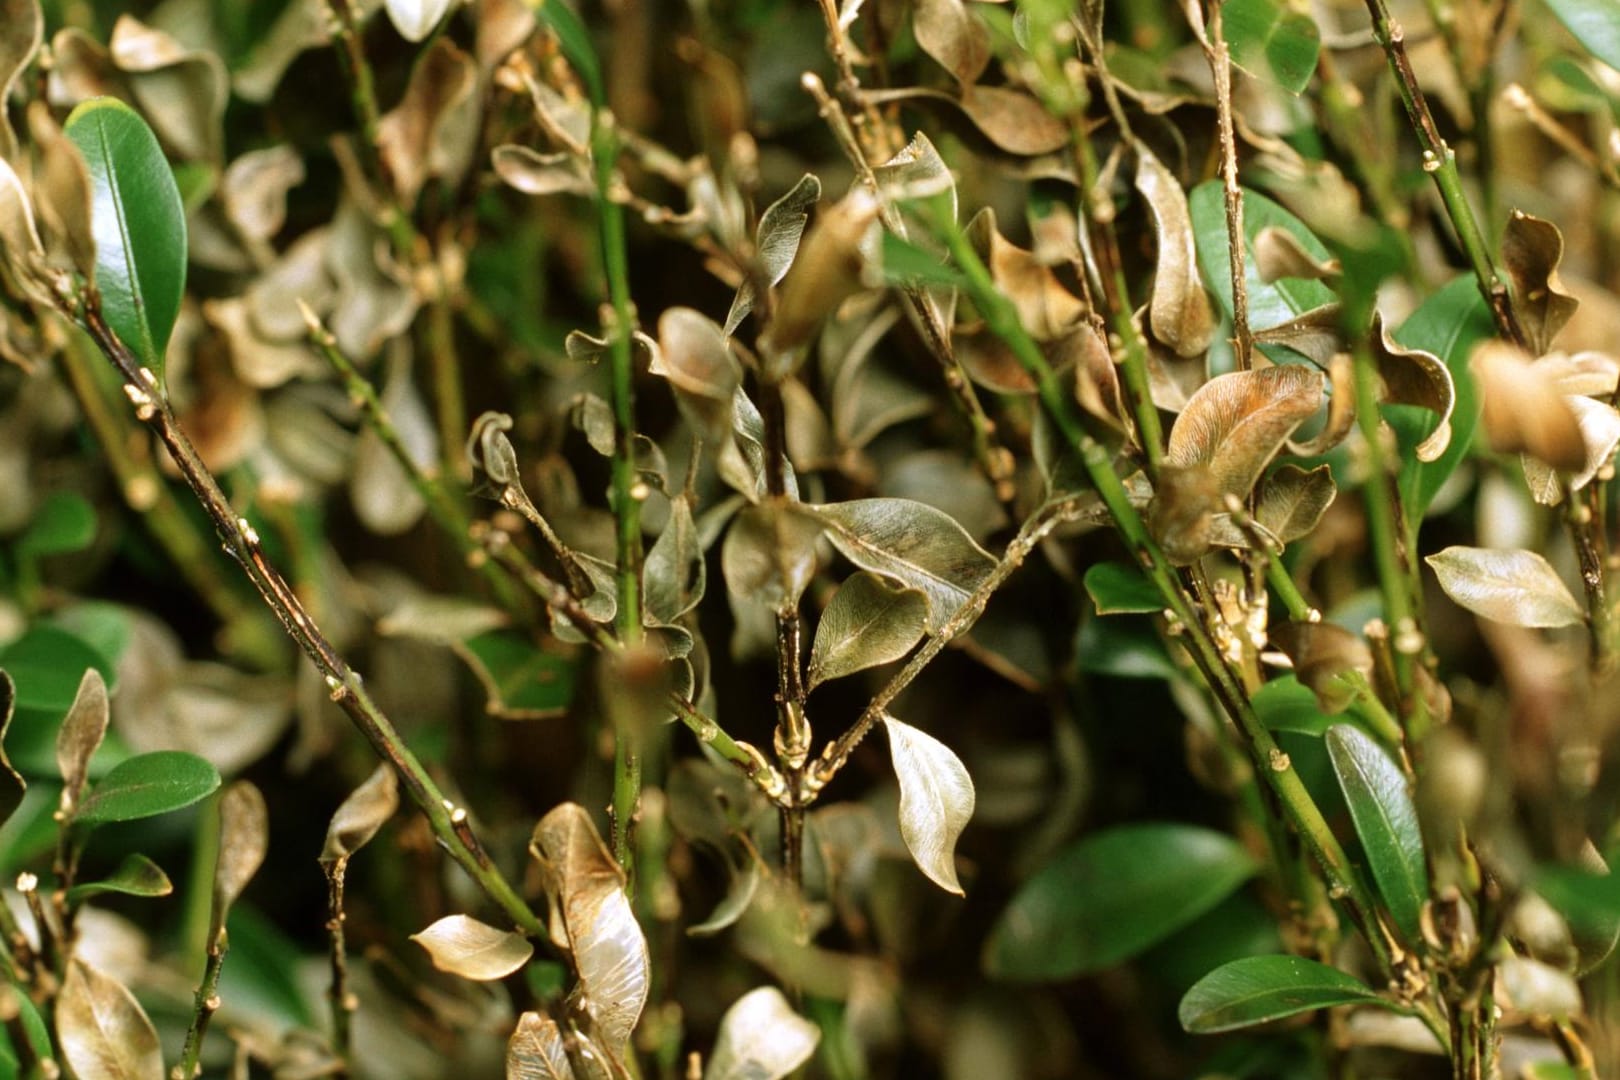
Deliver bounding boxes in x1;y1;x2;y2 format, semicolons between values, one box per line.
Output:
1083;562;1164;615
63;98;187;377
984;823;1257;980
453;630;577;719
64;852;173;903
74;750;221;826
1253;676;1334;736
1190;182;1334;343
1392;276;1492;520
17;492;96;559
1535;863;1620;972
881;231;967;288
1326;725;1428;942
0;673;24;827
1546;0;1620;72
1074;615;1179;681
1179;955;1388;1033
1222;0;1321;94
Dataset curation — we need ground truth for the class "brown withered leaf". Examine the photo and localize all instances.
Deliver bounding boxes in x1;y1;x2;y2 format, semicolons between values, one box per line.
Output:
507;1011;576;1080
351;351;435;536
530;803;649;1053
721;504;821;611
413;913;536;981
958;85;1070;155
1539;350;1620;398
0;0;42;159
1426;546;1585;629
108;15;227;163
1522;395;1620;505
206;297;324;388
1255;225;1340;283
377;39;480;208
1135;147;1216;358
223;145;305;242
1269;621;1374;714
326;198;418;357
1251;304;1340;365
1165;365;1324;499
57;667;108;817
322;763;399;864
808;572;929;690
1471;341;1585;471
967;207;1085;340
29;101;96;282
213;781;268;928
1286;353;1355;456
725;173;822;336
1503;210;1579;356
56;960;163;1080
492;145;594;197
46;28;119;106
762;188;880;358
1255;464;1337;544
477;0;536;72
914;0;990;84
0;158;43;267
954;323;1039;394
1146;462;1222;566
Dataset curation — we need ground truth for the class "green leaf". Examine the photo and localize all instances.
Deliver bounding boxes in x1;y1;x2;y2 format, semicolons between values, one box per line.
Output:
1325;725;1428;942
0;626;116;716
1179;955;1388;1033
64;853;173;903
533;0;603;106
1535;864;1620;972
1546;0;1620;72
452;630;578;719
1253;675;1334;736
63;98;187;378
0;674;23;828
880;231;966;288
74;750;220;826
1083;562;1164;615
1074;615;1179;680
1222;0;1321;94
16;492;96;559
1392;275;1492;520
1190;182;1334;345
983;823;1257;981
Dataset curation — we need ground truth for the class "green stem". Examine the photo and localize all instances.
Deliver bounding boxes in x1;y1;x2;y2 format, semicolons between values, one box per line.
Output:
426;294;470;483
177;928;228;1078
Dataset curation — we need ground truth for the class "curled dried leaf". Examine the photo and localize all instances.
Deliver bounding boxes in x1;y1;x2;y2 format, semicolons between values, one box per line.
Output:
508;1011;576;1080
412;913;536;981
808;572;929;690
762;188;880;358
1522;396;1620;504
725;173;822;335
1426;546;1586;629
29;101;97;282
1255;464;1337;544
56;960;162;1080
958;85;1069;155
222;145;304;242
1146;462;1222;566
914;0;990;84
0;0;42;158
1136;147;1216;358
703;986;821;1080
376;39;479;207
1503;210;1579;355
57;667;108;817
885;714;975;895
493;144;594;197
1166;365;1324;499
1255;225;1340;283
322;763;399;863
214;781;268;924
1269;621;1374;714
1471;341;1585;471
967;207;1085;340
0;157;43;265
1540;350;1620;398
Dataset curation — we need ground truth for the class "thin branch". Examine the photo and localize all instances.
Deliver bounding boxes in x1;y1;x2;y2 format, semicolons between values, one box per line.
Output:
1194;0;1254;369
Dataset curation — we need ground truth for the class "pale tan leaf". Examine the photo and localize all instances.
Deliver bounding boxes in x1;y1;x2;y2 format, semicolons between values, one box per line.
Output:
798;498;996;633
966;207;1085;340
220;144;304;242
873;131;957;213
0;0;42;158
29;101;96;281
958;85;1069;155
386;0;459;43
1165;365;1324;498
763;189;880;357
1269;621;1373;714
412;913;535;981
1426;546;1586;629
108;15;228;163
655;307;739;406
508;1011;576;1080
56;960;163;1080
492;144;595;197
214;781;268;922
704;987;820;1080
376;38;479;207
1255;464;1337;544
884;714;974;895
1471;341;1585;471
1499;955;1583;1020
1522;396;1620;505
807;572;929;690
322;764;399;863
725;173;822;336
1373;315;1454;463
1540;350;1620;398
721;505;822;611
1135;148;1216;358
0;157;43;264
56;667;108;816
1503;210;1579;355
1254;225;1340;283
914;0;990;84
351;351;435;535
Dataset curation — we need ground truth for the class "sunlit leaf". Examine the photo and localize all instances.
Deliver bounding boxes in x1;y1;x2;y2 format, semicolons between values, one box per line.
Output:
74;749;221;825
508;1011;576;1080
1136;147;1216;358
56;959;163;1079
413;913;536;981
64;851;172;903
1426;546;1586;628
808;573;928;690
493;144;594;196
385;0;457;42
704;986;821;1080
63;97;186;378
884;714;975;895
1471;340;1585;470
1326;725;1427;942
56;667;108;816
1179;955;1387;1033
800;499;995;634
1502;210;1579;355
984;824;1257;980
914;0;989;83
1222;0;1321;93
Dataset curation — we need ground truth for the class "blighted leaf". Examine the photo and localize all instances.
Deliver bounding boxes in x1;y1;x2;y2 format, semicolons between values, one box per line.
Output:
31;101;97;282
493;144;594;196
967;207;1085;340
984;824;1257;980
508;1011;576;1080
1190;182;1334;335
762;188;880;357
377;39;479;207
222;144;304;242
351;352;435;535
1499;955;1583;1019
214;781;268;924
323;764;399;863
1503;210;1579;356
800;499;996;634
1136;148;1216;358
721;505;822;611
56;667;109;816
1083;562;1164;615
0;157;43;265
64;852;172;903
1426;546;1586;628
808;573;928;690
958;85;1069;155
107;15;228;165
1269;621;1374;714
75;749;221;825
1145;462;1223;566
1326;724;1426;941
1222;0;1321;94
686;856;761;937
56;959;163;1080
1522;395;1620;504
0;0;42;158
655;307;740;439
884;715;974;895
1166;365;1324;498
1392;277;1492;517
1179;955;1386;1033
0;672;25;825
454;630;577;719
1373;315;1455;463
1255;225;1339;283
725;173;822;335
914;0;990;84
1255;464;1336;543
644;494;705;625
63;97;187;377
703;986;821;1080
413;913;535;981
530;804;649;1052
873;131;957;214
386;0;458;42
